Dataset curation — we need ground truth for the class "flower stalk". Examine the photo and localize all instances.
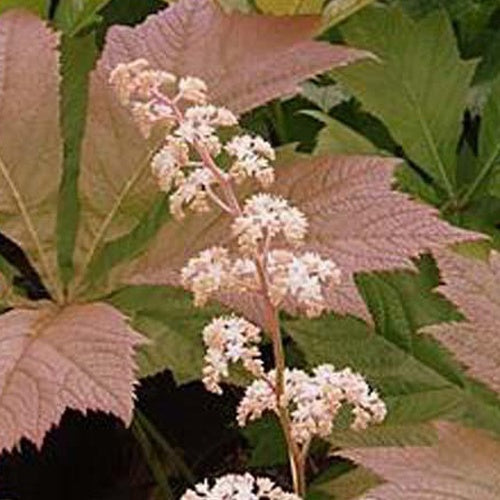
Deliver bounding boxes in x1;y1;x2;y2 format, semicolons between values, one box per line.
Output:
109;59;387;499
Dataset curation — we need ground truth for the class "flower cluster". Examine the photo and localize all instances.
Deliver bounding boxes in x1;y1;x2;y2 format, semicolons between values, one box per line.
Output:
232;194;308;254
202;315;264;394
111;62;387;496
181;246;341;318
237;365;387;446
181;473;300;500
225;135;276;187
109;59;278;221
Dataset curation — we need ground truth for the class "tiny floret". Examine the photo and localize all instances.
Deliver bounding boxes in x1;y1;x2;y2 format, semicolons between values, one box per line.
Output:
202;315;264;394
150;137;189;193
266;250;341;317
180;473;301;500
232;194;308;254
225;135;276;187
178;76;209;104
181;247;233;306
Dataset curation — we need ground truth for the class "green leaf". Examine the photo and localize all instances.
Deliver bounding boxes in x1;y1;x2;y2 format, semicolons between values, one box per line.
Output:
323;0;376;28
215;0;255;13
57;33;98;289
0;0;48;16
303;110;377;155
307;466;381;500
333;5;477;198
300;82;350;113
284;259;500;436
243;416;288;467
460;76;500;204
108;286;223;382
254;0;323;15
355;256;462;351
54;0;113;35
81;196;169;298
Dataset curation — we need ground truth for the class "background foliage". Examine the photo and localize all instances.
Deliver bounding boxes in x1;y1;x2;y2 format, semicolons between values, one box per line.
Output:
0;0;499;498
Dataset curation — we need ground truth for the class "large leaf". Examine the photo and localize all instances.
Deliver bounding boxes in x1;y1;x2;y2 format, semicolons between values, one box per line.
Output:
0;0;48;16
424;250;500;394
108;285;224;381
54;0;113;35
126;155;479;320
339;421;500;499
0;11;63;301
57;33;98;288
0;301;143;451
73;0;368;297
333;5;476;198
284;253;500;436
471;76;500;201
254;0;323;15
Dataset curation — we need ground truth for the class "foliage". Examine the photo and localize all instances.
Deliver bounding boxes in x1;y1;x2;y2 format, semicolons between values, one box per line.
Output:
0;0;500;497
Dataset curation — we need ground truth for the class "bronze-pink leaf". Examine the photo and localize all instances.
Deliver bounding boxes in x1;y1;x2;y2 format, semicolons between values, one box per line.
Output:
423;250;500;393
0;10;62;300
338;421;500;499
0;302;144;452
99;0;367;115
128;155;483;320
73;0;368;285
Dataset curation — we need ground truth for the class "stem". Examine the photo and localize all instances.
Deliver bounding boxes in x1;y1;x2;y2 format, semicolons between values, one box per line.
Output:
154;89;306;494
255;258;307;496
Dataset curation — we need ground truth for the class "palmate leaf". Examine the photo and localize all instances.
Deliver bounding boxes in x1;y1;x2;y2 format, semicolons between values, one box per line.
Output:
0;11;63;301
332;5;476;198
108;285;224;381
0;301;144;452
339;421;500;499
128;155;483;320
254;0;324;15
424;250;500;394
72;0;368;297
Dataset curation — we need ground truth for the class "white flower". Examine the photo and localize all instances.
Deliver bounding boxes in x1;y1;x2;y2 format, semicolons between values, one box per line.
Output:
225;135;275;187
181;473;300;500
178;76;208;104
181;247;233;306
237;365;386;446
150;137;189;193
232;194;308;254
202;316;263;394
109;59;176;105
170;167;216;219
264;250;340;317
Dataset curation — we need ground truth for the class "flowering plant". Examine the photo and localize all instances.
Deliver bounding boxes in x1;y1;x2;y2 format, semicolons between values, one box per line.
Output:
109;62;388;495
0;0;500;498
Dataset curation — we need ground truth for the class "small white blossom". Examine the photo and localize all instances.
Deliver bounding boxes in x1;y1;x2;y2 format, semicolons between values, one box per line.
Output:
232;194;308;254
178;76;208;104
266;250;341;317
237;365;386;446
170;167;216;219
202;315;264;394
181;247;233;306
181;473;300;500
225;135;275;187
150;137;189;193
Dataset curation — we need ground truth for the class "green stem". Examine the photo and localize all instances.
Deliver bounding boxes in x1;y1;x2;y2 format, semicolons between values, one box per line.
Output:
458;152;500;209
135;409;196;484
132;416;175;500
272;100;289;145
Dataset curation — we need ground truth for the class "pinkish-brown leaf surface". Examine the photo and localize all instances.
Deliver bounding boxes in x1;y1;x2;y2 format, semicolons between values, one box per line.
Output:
74;0;367;289
0;10;62;300
0;302;143;451
339;421;500;499
423;251;500;393
128;155;482;320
